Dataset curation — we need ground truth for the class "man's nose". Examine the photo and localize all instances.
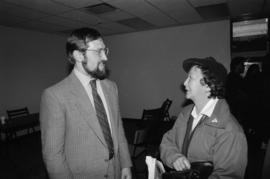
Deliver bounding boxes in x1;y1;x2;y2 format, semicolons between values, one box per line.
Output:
101;53;108;61
183;79;187;86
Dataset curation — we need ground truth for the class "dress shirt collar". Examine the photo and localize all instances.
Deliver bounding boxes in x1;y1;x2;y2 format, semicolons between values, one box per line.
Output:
73;68;98;87
191;98;219;118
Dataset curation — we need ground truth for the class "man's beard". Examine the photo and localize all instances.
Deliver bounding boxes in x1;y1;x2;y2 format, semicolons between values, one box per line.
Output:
82;60;110;80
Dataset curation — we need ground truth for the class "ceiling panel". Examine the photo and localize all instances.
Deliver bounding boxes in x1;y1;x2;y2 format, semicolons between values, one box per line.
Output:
52;0;102;8
0;1;49;20
94;23;135;35
189;0;227;7
0;0;269;36
98;9;135;21
139;11;177;27
15;20;67;33
0;13;27;26
98;22;135;32
228;0;265;18
59;10;106;26
104;0;160;18
147;0;203;24
117;17;155;30
106;0;176;26
195;3;229;20
39;16;87;29
92;25;123;36
3;0;71;14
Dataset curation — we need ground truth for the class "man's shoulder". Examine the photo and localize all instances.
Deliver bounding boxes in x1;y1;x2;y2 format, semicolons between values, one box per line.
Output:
43;74;73;94
100;79;117;89
101;78;115;85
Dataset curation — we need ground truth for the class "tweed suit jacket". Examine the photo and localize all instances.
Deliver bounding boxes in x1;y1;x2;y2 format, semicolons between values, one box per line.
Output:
40;72;132;179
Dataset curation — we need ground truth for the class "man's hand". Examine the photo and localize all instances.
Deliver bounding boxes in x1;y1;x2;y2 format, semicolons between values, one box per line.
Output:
121;167;132;179
173;156;191;171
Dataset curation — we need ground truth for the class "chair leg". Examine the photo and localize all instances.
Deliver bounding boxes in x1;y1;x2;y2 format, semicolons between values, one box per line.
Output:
132;151;148;179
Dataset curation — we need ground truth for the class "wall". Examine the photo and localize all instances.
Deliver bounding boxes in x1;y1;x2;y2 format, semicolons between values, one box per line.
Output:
105;20;230;118
0;20;230;119
0;26;67;117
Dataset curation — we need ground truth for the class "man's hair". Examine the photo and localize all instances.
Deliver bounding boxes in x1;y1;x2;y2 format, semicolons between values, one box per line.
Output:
196;65;226;99
66;27;101;64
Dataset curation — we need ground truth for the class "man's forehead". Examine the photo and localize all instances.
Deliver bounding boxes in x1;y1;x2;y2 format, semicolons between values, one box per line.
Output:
87;38;105;48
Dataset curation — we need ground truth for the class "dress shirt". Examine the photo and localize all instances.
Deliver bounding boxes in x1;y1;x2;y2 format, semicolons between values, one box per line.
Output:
73;68;112;130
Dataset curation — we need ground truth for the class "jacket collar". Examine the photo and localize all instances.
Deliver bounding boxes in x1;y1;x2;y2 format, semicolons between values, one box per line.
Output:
184;99;230;129
204;99;230;129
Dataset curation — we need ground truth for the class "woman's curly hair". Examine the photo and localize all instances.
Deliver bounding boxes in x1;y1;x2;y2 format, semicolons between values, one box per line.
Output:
197;64;226;99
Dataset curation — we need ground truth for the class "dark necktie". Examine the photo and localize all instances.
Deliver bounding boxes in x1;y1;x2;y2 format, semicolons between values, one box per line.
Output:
181;114;207;156
90;80;114;159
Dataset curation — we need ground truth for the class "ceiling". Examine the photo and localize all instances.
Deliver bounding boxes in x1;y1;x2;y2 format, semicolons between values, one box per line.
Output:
0;0;269;36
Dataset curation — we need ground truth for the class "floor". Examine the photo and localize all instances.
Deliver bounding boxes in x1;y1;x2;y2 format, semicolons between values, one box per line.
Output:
0;132;47;179
0;132;267;179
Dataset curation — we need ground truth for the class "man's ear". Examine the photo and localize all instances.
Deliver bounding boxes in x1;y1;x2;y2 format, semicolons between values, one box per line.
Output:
73;50;84;63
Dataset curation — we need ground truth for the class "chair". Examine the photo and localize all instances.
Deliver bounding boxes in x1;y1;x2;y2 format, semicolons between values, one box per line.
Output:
132;99;172;178
160;98;172;121
143;99;172;148
133;99;172;157
7;107;29;119
6;107;32;139
141;98;172;121
132;129;147;157
131;128;148;178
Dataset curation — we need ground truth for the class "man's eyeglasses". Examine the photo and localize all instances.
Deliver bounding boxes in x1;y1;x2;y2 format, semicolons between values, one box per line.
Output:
85;47;109;56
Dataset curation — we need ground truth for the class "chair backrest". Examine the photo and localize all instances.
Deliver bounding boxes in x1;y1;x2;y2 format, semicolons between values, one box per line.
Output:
141;98;172;121
139;99;173;148
160;99;172;121
133;129;147;145
7;107;29;119
141;109;161;120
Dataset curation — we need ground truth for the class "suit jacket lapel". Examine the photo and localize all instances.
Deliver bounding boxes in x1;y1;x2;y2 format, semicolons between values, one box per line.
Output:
67;72;107;147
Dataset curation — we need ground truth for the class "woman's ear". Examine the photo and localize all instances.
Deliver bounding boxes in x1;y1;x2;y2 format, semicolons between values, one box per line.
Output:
200;78;206;86
200;78;211;92
73;50;84;63
205;85;211;93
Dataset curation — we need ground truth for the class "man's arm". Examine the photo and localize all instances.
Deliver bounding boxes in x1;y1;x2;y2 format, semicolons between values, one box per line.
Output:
114;83;132;170
117;114;132;169
40;89;73;179
121;167;132;179
209;131;248;179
